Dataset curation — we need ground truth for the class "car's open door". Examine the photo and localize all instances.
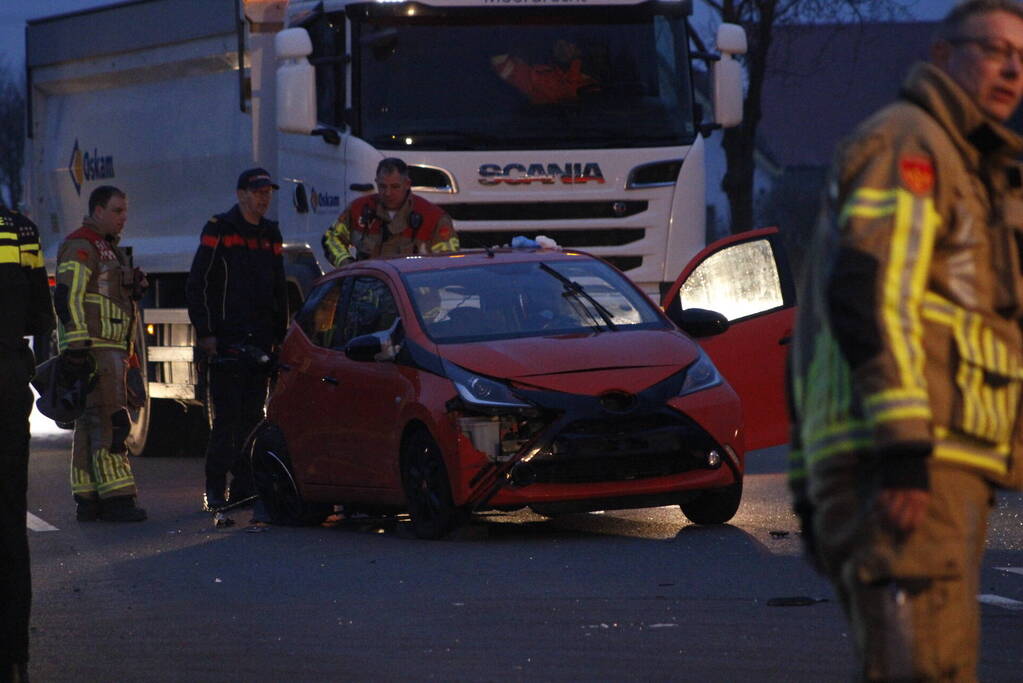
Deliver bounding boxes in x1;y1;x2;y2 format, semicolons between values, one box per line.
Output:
662;227;796;451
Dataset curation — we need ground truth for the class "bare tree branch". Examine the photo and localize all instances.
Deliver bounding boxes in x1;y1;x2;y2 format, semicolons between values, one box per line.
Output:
0;60;26;208
700;0;912;233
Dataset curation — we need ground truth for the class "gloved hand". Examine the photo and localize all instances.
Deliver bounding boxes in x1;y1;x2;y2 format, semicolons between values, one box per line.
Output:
61;348;90;365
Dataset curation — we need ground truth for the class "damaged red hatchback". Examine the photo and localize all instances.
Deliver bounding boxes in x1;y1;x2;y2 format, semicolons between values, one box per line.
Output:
251;240;790;539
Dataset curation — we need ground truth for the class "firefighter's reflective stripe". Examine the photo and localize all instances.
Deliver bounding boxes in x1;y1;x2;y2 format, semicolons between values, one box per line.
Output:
84;293;129;346
934;426;1010;475
71;451;135;496
429;235;460;253
323;218;353;266
922;292;1023;449
93;448;135;495
58;260;92;346
838;187;897;224
843;187;939;427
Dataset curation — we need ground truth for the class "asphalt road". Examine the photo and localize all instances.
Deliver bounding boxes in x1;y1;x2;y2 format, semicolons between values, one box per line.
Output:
23;430;1023;682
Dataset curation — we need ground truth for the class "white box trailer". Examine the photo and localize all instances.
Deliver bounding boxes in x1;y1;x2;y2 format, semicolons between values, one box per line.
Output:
25;0;744;454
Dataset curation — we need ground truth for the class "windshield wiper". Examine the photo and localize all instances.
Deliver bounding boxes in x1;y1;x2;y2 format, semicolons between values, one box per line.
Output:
538;263;618;332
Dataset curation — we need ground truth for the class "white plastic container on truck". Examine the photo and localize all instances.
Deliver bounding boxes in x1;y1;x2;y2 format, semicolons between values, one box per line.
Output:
24;0;744;454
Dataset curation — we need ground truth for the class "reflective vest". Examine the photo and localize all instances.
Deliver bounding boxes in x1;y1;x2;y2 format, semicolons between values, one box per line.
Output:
322;193;458;267
789;62;1023;498
55;225;135;352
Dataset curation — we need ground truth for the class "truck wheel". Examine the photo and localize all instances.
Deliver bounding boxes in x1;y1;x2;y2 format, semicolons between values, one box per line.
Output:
400;430;464;539
250;421;328;526
679;481;742;525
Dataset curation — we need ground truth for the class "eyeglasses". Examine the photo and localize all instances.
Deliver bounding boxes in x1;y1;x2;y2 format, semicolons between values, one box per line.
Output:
949;36;1023;65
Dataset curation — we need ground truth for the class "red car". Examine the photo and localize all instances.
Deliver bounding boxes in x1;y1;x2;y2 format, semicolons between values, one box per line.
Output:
250;229;794;538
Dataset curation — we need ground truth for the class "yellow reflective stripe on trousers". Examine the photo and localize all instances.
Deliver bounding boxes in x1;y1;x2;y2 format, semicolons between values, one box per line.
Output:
93;448;135;495
71;466;98;495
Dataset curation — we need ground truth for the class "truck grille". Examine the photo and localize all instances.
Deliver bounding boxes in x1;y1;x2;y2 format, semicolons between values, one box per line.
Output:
444;200;647;221
458;228;644;249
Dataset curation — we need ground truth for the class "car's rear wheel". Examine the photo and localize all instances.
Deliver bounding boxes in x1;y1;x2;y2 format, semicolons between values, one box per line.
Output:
679;481;742;525
250;421;329;526
400;430;463;539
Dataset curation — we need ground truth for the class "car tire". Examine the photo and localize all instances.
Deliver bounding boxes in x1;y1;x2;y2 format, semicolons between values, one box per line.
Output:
250;421;329;526
400;430;464;540
679;481;742;525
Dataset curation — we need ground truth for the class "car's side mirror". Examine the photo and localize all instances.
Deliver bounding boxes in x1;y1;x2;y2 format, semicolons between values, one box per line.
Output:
344;319;403;362
668;307;730;338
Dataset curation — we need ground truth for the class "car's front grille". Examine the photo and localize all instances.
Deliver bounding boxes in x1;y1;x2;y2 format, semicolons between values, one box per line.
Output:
530;414;719;484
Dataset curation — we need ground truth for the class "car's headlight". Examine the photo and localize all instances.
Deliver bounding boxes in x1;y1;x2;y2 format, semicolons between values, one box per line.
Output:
679;350;723;396
444;360;533;409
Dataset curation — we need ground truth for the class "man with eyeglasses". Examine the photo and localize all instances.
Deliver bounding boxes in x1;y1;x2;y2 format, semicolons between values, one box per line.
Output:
789;1;1023;679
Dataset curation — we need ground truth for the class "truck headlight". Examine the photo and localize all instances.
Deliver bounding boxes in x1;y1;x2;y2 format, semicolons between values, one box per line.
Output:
444;360;533;410
679;350;722;396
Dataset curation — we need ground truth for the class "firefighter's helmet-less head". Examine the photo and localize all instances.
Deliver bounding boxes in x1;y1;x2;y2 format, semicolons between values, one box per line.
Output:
32;354;97;423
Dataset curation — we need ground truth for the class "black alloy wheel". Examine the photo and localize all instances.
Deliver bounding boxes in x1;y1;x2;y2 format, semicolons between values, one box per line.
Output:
250;422;329;526
679;481;743;525
400;430;463;539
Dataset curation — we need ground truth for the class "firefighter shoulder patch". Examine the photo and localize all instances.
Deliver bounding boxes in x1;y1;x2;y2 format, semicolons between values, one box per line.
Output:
899;156;935;196
76;249;90;263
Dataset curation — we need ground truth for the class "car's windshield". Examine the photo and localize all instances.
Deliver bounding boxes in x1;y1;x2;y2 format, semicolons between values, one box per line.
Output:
404;258;666;343
351;7;695;150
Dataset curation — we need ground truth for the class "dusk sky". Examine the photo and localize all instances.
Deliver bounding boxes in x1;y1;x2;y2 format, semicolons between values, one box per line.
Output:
1;0;961;77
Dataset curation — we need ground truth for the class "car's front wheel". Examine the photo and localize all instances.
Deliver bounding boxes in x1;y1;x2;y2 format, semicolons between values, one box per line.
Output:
679;481;742;525
250;421;329;526
400;430;464;539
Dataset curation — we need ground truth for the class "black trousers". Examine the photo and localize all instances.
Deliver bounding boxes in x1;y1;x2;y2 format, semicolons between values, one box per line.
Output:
0;349;34;667
204;361;269;496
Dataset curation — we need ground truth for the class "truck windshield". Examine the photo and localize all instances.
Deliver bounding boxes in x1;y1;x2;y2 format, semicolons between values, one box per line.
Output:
350;9;696;151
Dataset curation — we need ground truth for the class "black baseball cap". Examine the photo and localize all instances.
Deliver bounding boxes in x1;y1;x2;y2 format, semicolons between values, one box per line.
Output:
237;168;280;191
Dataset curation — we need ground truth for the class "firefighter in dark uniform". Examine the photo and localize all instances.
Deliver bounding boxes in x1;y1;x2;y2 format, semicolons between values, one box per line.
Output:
0;202;55;682
321;157;459;267
186;168;288;510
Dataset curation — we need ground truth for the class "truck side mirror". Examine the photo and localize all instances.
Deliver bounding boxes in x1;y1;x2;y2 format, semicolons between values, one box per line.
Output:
275;28;316;135
711;23;746;129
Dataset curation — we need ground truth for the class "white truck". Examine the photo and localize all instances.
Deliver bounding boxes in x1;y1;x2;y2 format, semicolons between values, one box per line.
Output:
24;0;745;455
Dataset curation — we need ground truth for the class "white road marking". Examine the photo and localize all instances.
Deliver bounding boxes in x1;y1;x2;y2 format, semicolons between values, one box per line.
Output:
978;594;1023;610
26;512;58;532
997;567;1023;577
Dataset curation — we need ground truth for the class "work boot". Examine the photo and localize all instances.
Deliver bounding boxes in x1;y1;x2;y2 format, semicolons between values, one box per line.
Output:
74;495;100;522
98;496;147;522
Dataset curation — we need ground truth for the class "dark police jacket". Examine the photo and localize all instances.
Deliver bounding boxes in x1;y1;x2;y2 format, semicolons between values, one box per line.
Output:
185;205;287;351
0;206;55;354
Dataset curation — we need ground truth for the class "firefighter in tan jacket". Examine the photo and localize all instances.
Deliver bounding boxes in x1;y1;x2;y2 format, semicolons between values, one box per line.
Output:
789;2;1023;679
55;186;147;522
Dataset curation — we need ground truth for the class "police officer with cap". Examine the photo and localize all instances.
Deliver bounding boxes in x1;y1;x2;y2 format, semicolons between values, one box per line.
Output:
0;200;55;682
186;168;288;510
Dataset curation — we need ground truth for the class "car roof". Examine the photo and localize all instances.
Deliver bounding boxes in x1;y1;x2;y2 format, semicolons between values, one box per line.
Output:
332;248;601;276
